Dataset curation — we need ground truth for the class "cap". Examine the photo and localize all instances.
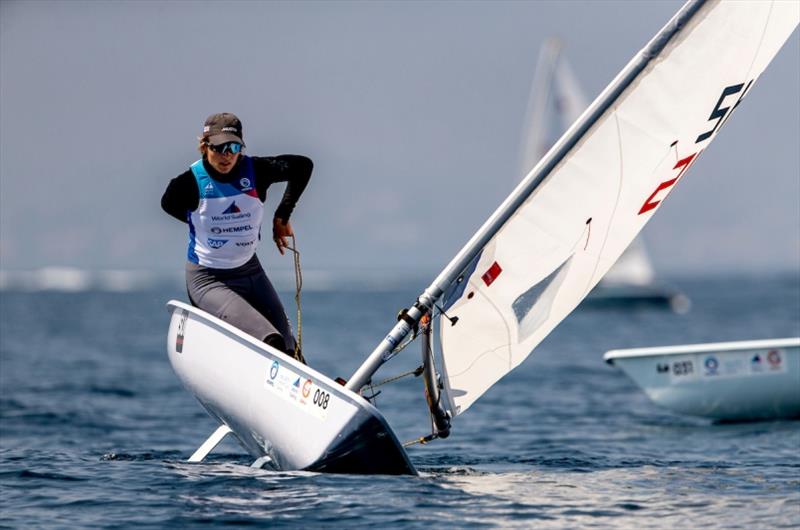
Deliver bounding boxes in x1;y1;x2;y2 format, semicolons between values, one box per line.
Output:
203;112;245;146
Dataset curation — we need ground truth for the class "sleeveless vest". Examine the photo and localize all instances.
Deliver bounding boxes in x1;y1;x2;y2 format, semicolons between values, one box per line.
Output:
187;157;264;268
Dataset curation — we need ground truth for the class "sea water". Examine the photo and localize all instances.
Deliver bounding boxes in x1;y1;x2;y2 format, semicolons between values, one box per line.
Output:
1;274;798;529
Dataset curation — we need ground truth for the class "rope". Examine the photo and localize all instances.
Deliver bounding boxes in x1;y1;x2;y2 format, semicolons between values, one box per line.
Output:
369;365;424;389
402;433;439;447
359;365;424;406
389;334;418;355
357;309;425;397
401;316;442;448
284;235;303;360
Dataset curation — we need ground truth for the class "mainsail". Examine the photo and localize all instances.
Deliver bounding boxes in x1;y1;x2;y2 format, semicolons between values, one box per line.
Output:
348;0;799;420
435;0;799;415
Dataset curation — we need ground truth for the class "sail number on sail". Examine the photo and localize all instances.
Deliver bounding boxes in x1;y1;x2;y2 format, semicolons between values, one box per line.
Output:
638;80;753;216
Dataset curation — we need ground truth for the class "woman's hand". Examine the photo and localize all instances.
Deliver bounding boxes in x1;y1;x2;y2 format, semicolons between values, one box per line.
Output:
272;217;294;255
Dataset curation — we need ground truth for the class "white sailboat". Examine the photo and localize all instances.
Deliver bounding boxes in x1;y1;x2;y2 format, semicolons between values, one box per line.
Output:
520;38;689;311
166;0;799;473
604;338;800;421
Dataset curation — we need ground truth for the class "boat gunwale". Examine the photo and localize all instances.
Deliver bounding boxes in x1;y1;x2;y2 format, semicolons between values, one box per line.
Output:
604;338;800;362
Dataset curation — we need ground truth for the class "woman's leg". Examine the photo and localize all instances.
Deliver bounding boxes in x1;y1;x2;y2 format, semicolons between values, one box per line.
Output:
186;266;283;346
243;269;300;359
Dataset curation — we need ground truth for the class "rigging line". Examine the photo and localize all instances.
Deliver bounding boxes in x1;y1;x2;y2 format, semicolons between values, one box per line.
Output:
388;322;426;355
283;235;303;359
421;315;450;436
403;432;439;447
366;365;425;389
362;380;380;404
358;312;426;397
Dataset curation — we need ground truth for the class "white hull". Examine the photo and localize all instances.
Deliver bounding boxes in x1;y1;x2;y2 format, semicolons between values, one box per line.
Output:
605;338;800;421
166;300;415;475
584;281;690;313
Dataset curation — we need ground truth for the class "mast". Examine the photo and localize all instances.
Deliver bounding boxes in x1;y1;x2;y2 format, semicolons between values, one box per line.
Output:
345;0;707;393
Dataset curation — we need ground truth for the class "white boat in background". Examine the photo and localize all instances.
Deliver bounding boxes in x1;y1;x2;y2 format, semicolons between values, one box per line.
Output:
605;338;800;421
520;38;689;312
166;1;799;473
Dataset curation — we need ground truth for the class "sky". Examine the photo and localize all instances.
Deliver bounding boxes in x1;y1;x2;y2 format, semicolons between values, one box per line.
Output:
1;0;798;280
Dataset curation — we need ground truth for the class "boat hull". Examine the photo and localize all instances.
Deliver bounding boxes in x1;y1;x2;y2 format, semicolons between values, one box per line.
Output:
584;282;690;313
605;338;800;421
166;300;416;475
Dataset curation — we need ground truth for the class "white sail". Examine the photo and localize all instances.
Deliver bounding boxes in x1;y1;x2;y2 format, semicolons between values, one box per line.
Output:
438;0;799;416
520;38;658;290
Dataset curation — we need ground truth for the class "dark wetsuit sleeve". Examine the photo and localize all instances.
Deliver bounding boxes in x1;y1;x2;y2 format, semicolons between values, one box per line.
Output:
161;170;199;223
252;155;313;221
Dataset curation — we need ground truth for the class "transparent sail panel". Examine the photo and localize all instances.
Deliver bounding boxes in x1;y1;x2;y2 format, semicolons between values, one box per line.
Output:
513;257;573;343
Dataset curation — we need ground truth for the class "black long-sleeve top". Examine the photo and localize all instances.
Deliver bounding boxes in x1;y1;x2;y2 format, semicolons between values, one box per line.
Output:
161;155;312;223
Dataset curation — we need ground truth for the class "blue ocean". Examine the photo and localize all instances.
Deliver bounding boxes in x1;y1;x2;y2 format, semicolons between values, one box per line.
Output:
1;274;798;529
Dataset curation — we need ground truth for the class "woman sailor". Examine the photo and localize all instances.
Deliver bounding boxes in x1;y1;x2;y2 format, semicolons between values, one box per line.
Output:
161;112;312;362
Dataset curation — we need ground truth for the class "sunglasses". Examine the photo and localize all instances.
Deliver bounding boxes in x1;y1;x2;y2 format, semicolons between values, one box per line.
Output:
207;142;243;155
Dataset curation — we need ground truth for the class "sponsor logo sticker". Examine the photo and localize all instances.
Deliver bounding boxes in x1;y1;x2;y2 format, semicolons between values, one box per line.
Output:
222;201;241;215
269;360;279;380
704;356;719;376
751;354;764;372
767;349;783;369
176;310;188;353
207;238;228;249
692;350;786;379
210;225;253;234
263;362;331;420
211;212;252;222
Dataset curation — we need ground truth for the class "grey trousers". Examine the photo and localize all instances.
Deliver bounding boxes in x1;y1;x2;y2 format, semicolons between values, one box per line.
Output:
185;255;296;353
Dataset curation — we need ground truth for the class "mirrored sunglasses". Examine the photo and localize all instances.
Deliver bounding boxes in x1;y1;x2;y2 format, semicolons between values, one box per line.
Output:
208;142;243;155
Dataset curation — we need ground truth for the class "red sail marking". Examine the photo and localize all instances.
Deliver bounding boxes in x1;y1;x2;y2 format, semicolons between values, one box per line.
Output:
482;261;503;286
638;152;698;215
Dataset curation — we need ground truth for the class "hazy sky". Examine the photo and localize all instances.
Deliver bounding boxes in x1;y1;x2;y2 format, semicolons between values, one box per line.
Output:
1;0;798;277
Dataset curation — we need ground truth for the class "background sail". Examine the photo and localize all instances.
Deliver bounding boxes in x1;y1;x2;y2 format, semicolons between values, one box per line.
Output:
519;38;658;289
439;0;799;417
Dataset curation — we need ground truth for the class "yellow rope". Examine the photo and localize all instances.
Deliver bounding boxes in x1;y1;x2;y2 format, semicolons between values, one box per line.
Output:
402;433;438;447
284;235;303;361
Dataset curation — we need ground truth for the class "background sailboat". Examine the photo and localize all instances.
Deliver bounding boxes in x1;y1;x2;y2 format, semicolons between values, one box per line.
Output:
519;38;690;312
605;338;800;421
